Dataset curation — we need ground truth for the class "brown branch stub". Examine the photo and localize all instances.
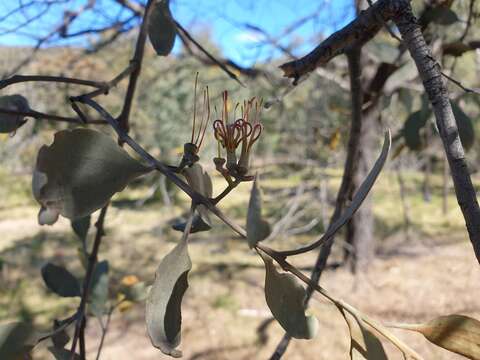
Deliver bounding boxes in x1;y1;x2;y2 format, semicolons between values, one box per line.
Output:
279;0;408;82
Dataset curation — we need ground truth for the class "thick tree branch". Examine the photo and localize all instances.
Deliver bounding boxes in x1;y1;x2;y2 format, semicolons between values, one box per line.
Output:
393;5;480;264
117;0;154;133
279;0;405;82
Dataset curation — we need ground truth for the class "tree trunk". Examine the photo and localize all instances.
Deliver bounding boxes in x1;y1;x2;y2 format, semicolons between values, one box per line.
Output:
341;0;375;273
345;108;376;273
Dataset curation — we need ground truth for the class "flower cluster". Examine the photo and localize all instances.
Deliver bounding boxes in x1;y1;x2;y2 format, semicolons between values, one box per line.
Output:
213;91;263;182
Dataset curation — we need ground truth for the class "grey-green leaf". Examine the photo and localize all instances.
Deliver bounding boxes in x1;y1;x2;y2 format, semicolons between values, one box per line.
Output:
32;128;151;225
340;310;388;360
41;263;81;297
172;213;211;233
71;216;91;241
48;346;81;360
428;7;459;25
146;239;192;357
0;95;29;133
395;314;480;359
247;178;271;248
148;0;176;56
0;322;36;360
403;111;429;151
90;260;109;317
262;256;318;339
123;281;148;302
183;163;213;231
451;102;475;151
51;320;70;349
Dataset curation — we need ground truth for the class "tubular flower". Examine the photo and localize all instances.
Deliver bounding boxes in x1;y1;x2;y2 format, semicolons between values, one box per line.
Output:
213;91;263;181
180;73;210;169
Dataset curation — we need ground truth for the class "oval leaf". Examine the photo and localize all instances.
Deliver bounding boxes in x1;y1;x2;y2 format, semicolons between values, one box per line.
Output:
48;346;81;360
148;0;176;56
0;322;36;360
428;7;459;25
451;102;475;151
262;256;318;339
0;95;29;133
183;163;212;230
340;310;388;360
172;213;211;234
403;111;429;151
41;263;81;297
32;128;151;225
399;315;480;359
51;320;70;349
71;215;91;241
247;178;271;248
146;239;192;357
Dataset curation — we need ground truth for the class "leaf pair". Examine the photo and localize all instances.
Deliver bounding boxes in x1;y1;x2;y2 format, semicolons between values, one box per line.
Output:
146;237;191;357
32;128;151;225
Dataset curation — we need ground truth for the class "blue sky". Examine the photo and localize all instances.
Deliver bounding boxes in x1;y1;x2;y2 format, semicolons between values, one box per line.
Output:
0;0;354;66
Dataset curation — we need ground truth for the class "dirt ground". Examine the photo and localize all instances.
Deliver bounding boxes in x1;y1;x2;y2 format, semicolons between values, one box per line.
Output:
1;170;479;360
87;239;479;360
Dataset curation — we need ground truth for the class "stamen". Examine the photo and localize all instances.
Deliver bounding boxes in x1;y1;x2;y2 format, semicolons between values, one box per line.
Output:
223;91;228;124
247;123;262;151
191;72;199;143
197;86;210;149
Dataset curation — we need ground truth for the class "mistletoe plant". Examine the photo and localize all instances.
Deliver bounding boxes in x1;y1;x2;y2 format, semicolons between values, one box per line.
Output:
1;1;480;360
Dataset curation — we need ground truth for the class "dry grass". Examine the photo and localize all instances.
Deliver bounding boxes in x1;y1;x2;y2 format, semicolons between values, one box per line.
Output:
1;168;479;359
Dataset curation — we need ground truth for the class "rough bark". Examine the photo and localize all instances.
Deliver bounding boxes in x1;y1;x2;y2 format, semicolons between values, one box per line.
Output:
346;110;376;272
394;6;480;262
344;0;375;274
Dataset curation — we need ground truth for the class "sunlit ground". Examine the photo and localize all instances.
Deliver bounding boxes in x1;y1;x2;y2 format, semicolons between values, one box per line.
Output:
1;166;479;359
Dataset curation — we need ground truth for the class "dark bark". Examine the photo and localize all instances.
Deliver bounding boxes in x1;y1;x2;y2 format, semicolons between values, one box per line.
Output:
270;47;366;359
345;110;376;272
394;6;480;263
344;0;375;274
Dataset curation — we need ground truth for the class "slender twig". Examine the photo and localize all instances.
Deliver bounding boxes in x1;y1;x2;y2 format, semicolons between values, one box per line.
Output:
0;74;107;90
366;0;402;42
70;206;109;359
79;317;86;359
424;54;480;94
117;0;155;133
95;305;114;360
77;64;136;99
175;20;245;87
0;107;106;124
459;0;476;42
212;180;241;204
440;70;480;94
36;313;79;343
